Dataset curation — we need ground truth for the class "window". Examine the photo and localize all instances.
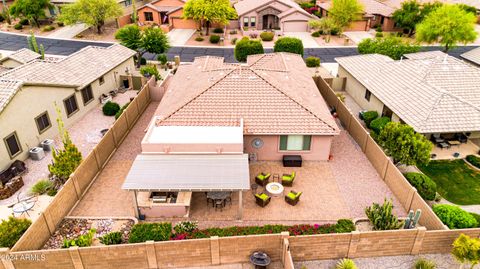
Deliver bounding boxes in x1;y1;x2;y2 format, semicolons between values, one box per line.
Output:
279;135;311;151
35;112;51;134
81;85;94;105
243;17;249;27
144;12;154;22
124;0;132;6
4;132;22;158
99;76;105;85
250;17;256;27
365;89;371;101
64;94;79;117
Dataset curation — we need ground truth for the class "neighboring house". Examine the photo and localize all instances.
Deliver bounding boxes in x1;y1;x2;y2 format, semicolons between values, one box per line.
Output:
336;51;480;140
0;44;136;170
316;0;398;31
461;47;480;66
137;0;197;30
234;0;314;32
122;53;339;219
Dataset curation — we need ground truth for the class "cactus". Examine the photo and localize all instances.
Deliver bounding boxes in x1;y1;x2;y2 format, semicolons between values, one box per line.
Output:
131;0;137;23
404;209;422;229
39;44;45;60
365;199;404;230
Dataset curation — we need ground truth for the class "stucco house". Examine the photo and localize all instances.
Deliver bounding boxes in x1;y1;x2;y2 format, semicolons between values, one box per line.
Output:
136;0;197;30
335;51;480;142
0;44;136;171
316;0;398;31
234;0;314;32
122;53;339;219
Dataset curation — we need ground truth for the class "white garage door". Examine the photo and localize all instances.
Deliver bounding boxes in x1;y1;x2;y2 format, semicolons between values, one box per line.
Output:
283;21;308;32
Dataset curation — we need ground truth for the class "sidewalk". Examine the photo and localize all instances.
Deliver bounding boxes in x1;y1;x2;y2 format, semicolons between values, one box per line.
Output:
48;23;88;39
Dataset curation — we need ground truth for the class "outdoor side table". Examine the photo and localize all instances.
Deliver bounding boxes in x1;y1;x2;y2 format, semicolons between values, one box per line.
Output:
12;200;35;217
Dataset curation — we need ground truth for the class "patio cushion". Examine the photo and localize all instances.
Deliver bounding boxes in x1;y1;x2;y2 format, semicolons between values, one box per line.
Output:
256;193;269;201
282;175;293;181
286;192;296;200
257;173;270;180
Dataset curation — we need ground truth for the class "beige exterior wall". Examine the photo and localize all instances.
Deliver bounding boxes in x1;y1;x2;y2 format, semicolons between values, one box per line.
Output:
338;66;384;114
0;58;135;170
244;135;333;161
1;59;23;69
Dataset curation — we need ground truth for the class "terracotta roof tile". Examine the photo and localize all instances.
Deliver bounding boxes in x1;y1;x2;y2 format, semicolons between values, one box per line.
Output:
156;53;339;135
0;48;40;64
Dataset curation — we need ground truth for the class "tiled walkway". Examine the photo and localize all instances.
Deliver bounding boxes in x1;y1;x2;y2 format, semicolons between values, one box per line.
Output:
69;102;159;217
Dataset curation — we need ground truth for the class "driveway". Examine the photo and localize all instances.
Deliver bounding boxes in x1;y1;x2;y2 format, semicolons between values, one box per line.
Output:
283;32;319;48
343;31;375;44
48;23;88;39
167;29;196;46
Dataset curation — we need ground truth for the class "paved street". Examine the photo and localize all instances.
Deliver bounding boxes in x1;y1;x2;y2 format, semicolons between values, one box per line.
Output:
0;31;477;63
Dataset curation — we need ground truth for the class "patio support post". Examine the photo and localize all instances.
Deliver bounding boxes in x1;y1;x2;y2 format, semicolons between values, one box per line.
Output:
237;190;243;220
133;190;139;219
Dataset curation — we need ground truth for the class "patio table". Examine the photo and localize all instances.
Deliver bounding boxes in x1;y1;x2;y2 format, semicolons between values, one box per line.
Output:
12;200;35;217
207;192;230;200
448;140;461;146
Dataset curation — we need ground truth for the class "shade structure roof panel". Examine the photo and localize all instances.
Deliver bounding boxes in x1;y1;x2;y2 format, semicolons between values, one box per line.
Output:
122;154;250;191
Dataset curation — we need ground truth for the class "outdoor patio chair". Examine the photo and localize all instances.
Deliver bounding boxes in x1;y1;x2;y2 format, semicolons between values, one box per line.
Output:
255;172;271;187
431;134;445;144
285;191;302;206
255;193;271;207
281;172;296;186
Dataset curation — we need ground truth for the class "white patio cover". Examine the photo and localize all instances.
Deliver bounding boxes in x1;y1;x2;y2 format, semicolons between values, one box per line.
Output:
122;154;250;191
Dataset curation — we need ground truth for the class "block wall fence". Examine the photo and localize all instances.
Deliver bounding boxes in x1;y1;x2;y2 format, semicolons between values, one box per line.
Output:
2;76;478;269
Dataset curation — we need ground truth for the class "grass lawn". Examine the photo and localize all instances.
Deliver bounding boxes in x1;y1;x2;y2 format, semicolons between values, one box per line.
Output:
418;159;480;205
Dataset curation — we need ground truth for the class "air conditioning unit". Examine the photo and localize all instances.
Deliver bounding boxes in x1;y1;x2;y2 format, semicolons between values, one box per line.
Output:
40;139;54;152
29;147;45;161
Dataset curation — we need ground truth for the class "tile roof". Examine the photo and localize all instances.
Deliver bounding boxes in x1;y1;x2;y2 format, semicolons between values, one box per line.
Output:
0;48;41;65
235;0;311;17
0;44;136;114
155;53;339;135
461;47;480;66
336;52;480;134
317;0;395;17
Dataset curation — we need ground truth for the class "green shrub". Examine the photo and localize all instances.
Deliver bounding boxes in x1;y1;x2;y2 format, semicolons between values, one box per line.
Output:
140;65;161;80
274;37;304;56
63;229;96;248
30;179;54;195
234;37;264;62
213;28;224;33
330;27;339;36
41;25;55;32
174;221;198;234
311;31;320;37
128;222;172;243
375;32;384;38
335;219;355;233
231;37;237;45
305;56;320;67
99;231;122;245
358;36;420;60
14;23;23;30
414;258;436;269
47;188;57;196
466;155;480;169
0;14;4;23
369;116;390;134
157;54;168;65
195;36;204;42
0;217;31;248
229;30;237;35
470;212;480;227
57;21;64;27
335;258;357;269
404;172;437;201
376;25;382;32
209;34;220;44
365;199;403;230
260;31;274;41
433;204;478;229
19;18;29;25
115;102;130;120
102;101;120;116
362;110;378;127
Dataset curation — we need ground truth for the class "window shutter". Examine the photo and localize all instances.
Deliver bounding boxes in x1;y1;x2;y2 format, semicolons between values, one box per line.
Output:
302;135;312;150
279;135;287;150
